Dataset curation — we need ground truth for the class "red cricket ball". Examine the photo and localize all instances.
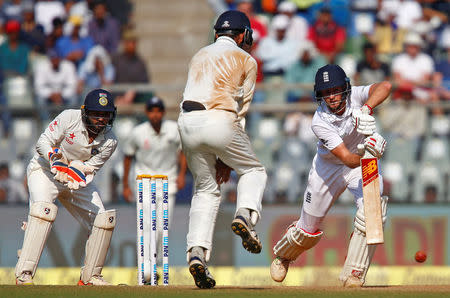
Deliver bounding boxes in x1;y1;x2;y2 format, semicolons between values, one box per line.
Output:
415;250;427;263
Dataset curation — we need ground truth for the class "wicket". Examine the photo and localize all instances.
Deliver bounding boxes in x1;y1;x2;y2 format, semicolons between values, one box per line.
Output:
136;175;169;286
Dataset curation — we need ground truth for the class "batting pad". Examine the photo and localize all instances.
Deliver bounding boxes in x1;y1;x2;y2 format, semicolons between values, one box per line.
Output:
80;209;116;283
340;196;388;286
273;226;323;261
15;202;58;278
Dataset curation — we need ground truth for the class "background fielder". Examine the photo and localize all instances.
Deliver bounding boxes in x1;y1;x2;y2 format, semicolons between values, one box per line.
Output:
15;89;118;286
177;10;267;289
270;64;391;287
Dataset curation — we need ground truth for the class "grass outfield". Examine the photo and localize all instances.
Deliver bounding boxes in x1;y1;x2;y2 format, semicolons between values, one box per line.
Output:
1;285;450;298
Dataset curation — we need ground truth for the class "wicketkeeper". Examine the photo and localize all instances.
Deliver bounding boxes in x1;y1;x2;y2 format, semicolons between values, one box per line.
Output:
15;89;118;286
270;64;390;287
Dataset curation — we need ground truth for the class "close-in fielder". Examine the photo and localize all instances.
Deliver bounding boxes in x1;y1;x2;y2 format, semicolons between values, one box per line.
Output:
15;89;118;286
270;64;391;287
178;10;267;289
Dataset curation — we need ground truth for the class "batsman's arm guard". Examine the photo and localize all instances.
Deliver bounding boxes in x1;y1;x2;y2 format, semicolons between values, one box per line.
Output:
340;196;388;287
273;223;323;261
80;210;116;283
15;202;58;278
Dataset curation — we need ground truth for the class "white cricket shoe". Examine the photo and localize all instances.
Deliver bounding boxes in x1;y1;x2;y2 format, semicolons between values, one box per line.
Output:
342;275;363;288
78;275;112;286
16;271;33;285
270;257;290;282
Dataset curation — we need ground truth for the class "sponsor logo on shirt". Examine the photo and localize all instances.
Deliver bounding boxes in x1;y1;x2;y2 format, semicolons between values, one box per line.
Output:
305;191;312;203
65;132;76;145
49;120;58;132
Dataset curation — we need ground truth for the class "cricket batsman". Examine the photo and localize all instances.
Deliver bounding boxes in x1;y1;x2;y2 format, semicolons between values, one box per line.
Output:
270;64;391;287
15;89;118;285
178;10;267;289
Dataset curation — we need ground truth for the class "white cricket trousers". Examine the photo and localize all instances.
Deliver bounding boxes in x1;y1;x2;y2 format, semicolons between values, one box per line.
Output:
27;161;106;231
298;155;383;233
178;109;267;252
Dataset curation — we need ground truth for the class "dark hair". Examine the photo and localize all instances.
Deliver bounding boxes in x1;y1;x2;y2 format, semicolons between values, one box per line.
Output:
216;29;244;39
363;42;375;51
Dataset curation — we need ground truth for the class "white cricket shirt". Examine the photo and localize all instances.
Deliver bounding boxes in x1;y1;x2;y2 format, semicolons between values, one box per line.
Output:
122;120;181;179
311;85;371;164
32;109;118;172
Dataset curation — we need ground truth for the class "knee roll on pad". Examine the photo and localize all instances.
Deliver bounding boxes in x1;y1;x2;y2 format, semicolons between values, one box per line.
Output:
80;209;116;283
15;202;58;278
273;225;323;261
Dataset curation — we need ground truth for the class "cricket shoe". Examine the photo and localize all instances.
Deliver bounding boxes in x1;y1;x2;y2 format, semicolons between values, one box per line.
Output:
16;271;33;285
231;215;262;254
342;275;363;288
270;257;290;282
78;275;111;286
189;256;216;289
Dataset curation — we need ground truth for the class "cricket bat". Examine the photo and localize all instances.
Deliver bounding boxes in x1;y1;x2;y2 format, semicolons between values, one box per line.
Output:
361;144;384;245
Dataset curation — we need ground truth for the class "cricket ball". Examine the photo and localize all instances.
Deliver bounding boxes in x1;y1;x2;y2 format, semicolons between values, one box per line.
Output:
415;250;427;263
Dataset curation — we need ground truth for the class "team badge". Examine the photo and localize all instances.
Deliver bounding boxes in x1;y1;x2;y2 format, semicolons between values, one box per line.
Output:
91;148;99;156
323;71;329;82
99;93;108;106
222;20;230;28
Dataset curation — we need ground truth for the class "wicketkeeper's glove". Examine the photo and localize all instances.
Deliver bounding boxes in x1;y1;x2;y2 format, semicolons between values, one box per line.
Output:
67;160;94;190
49;148;69;183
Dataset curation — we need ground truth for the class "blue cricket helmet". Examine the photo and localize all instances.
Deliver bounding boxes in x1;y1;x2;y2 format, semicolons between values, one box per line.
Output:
81;88;116;134
214;10;253;46
314;64;351;113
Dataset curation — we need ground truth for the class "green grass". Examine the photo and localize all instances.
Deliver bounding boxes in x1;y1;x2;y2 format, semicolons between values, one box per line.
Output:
1;285;450;298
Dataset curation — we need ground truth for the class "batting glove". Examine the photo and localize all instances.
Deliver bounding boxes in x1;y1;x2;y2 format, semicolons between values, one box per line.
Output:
49;148;68;183
352;106;376;135
66;160;94;190
364;132;387;159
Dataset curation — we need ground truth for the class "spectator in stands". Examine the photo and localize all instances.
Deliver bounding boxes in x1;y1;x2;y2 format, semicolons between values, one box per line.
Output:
63;0;91;38
34;49;78;116
256;14;299;77
284;40;326;102
278;1;308;43
20;2;46;54
0;162;27;204
434;27;450;93
379;86;427;161
45;17;64;50
55;15;94;68
88;0;120;54
391;32;440;114
355;42;390;86
34;0;66;35
3;0;25;22
0;20;29;76
308;7;346;63
112;30;150;105
0;19;29;139
78;45;115;94
237;0;267;39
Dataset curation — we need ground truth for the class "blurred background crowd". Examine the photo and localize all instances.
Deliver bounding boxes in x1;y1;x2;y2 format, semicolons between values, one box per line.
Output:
0;0;448;206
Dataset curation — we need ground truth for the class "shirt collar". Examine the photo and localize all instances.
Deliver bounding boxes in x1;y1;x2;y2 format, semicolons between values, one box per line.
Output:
216;36;238;47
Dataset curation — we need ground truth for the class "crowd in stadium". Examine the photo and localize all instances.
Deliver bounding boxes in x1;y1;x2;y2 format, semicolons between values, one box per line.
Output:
0;0;449;205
